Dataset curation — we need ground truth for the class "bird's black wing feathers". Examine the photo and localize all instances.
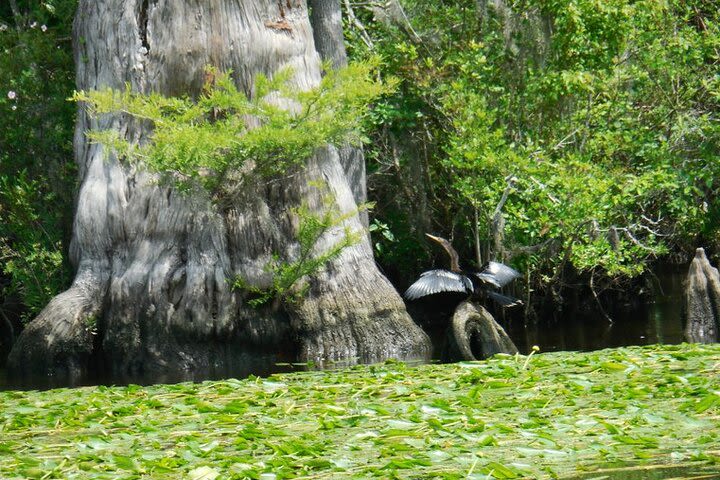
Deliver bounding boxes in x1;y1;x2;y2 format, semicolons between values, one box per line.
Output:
404;270;473;301
487;290;523;307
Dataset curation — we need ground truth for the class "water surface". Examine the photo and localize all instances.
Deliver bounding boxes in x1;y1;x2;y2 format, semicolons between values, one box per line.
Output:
0;268;691;390
508;268;686;354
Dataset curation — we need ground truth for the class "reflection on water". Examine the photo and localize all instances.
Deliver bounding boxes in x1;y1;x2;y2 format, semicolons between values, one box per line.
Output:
509;268;686;354
0;350;300;392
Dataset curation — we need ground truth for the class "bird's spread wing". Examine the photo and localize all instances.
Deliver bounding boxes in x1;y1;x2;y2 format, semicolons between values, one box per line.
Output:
472;272;501;289
404;270;473;300
473;261;521;288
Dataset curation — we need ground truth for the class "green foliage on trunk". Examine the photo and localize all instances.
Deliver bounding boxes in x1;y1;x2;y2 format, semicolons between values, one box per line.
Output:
74;61;393;197
75;63;387;306
233;184;365;307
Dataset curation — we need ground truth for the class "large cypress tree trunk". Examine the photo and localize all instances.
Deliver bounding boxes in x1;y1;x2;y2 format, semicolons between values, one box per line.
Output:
8;0;430;385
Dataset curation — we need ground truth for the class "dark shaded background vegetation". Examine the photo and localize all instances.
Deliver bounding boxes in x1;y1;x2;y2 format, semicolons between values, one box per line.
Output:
1;0;718;359
0;0;76;362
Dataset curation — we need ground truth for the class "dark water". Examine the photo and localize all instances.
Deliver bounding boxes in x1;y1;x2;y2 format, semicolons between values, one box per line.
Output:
508;269;686;354
0;269;689;390
0;351;301;392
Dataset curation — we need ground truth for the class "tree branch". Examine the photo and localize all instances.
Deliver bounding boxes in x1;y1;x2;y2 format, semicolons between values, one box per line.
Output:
8;0;23;32
489;175;515;260
590;269;613;324
492;175;516;219
473;207;482;267
343;0;374;49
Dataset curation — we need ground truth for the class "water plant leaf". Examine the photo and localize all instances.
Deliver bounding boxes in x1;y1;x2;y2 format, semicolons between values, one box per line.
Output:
188;466;220;480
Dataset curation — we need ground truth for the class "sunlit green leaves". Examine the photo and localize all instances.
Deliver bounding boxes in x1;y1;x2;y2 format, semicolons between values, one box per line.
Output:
1;344;719;479
355;0;720;294
74;61;393;196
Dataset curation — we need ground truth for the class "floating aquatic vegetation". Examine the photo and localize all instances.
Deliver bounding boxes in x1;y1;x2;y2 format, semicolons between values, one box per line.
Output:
0;344;719;479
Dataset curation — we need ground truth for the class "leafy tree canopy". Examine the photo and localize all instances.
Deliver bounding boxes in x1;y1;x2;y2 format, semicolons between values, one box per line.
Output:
350;0;720;302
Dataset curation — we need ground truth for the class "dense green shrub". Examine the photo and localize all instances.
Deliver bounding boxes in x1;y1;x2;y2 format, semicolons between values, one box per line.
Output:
0;0;77;322
348;0;720;302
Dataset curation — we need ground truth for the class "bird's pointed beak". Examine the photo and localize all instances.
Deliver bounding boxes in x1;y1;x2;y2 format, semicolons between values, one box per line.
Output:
425;233;441;242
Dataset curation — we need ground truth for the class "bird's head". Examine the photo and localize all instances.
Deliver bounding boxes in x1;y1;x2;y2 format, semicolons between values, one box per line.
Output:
425;234;460;271
425;233;444;244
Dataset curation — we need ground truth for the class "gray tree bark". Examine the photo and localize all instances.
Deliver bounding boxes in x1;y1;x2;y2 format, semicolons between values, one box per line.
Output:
685;247;720;343
476;0;552;65
447;300;518;360
8;0;430;384
308;0;347;69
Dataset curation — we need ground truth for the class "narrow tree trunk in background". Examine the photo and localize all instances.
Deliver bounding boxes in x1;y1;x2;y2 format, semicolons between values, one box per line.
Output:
685;248;720;343
308;0;367;227
476;0;552;69
8;0;430;385
308;0;347;69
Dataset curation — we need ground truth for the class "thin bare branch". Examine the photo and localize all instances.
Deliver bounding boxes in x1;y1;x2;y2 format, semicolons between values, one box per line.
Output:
343;0;374;49
590;269;613;324
492;175;516;218
529;176;560;204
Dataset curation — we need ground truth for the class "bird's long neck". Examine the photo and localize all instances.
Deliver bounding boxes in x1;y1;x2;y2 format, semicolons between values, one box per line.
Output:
446;246;461;272
428;235;461;272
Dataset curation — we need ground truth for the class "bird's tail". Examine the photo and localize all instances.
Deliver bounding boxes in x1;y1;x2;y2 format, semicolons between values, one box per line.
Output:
487;291;523;307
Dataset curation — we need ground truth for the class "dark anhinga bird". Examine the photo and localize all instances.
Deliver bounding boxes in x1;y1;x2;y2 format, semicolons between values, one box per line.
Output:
404;234;522;306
